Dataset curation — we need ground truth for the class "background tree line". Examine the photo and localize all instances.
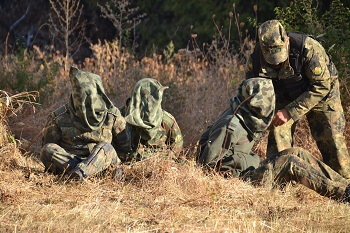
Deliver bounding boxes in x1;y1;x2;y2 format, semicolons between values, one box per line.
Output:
1;0;349;58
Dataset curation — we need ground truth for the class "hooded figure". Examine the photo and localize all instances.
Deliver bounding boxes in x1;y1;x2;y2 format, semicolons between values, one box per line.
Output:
40;67;131;180
197;78;350;203
68;67;115;132
120;78;183;161
197;78;275;175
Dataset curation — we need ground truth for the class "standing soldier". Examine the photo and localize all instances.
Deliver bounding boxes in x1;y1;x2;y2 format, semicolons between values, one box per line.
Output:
120;78;183;161
246;20;350;178
41;67;131;180
197;78;350;202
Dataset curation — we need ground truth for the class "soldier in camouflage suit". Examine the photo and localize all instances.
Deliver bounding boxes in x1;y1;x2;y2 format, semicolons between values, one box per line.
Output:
246;20;350;179
197;78;350;202
40;67;131;180
120;78;183;161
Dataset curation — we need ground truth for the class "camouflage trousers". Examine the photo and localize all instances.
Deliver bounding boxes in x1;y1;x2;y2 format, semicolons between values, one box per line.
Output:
267;81;350;179
40;142;121;178
245;147;349;200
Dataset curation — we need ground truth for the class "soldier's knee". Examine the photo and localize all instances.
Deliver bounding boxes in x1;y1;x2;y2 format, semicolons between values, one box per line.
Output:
40;143;60;162
93;142;119;164
40;143;62;172
273;153;299;168
285;154;300;164
94;142;116;154
101;142;114;151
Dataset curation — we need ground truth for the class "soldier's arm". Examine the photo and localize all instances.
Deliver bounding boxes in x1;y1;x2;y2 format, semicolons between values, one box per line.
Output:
167;117;183;153
42;113;61;145
285;37;332;121
112;113;132;158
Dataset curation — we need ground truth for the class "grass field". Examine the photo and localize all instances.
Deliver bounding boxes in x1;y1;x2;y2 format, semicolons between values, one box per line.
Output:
1;134;350;232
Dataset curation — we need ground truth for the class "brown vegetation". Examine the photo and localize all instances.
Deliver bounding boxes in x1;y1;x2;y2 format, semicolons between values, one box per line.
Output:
1;38;350;232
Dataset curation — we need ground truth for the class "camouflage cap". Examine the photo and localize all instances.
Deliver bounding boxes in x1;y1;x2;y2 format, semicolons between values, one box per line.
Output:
258;20;289;65
68;66;115;131
231;78;275;137
125;78;168;131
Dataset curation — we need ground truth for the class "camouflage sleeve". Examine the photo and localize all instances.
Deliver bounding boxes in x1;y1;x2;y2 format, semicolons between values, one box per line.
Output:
111;113;132;155
164;112;183;153
42;113;61;146
285;37;332;121
245;54;255;79
169;119;183;153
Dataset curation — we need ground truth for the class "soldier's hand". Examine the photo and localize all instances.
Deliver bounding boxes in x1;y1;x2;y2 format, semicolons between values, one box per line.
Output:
272;109;291;127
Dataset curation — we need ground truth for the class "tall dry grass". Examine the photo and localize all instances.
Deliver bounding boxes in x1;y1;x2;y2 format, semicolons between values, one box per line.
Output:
1;152;350;232
0;37;350;232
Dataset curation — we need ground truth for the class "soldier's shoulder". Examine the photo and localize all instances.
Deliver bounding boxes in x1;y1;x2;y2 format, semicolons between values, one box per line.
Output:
162;110;179;130
107;107;122;118
163;110;176;123
304;36;326;54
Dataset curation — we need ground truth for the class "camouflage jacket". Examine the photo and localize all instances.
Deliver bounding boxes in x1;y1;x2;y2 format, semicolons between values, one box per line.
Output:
246;36;339;121
121;109;183;161
42;104;131;157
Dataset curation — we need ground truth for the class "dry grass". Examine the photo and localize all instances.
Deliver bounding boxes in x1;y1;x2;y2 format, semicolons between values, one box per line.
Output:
1;151;350;232
0;39;350;232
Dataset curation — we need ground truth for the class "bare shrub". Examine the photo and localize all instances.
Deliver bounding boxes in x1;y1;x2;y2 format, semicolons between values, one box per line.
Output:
98;0;146;49
0;90;39;170
49;0;86;71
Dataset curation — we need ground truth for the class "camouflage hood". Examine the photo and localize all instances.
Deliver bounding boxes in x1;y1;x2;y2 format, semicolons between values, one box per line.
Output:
68;67;115;132
230;78;275;138
124;78;168;140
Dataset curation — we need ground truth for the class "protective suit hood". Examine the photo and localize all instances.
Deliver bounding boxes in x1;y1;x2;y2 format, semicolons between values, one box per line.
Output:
230;78;275;138
124;78;168;140
68;66;115;132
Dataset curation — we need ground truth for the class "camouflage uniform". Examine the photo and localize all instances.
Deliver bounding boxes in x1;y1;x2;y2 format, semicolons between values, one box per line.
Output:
197;78;350;202
246;20;350;178
41;67;131;179
245;147;350;201
120;78;183;161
